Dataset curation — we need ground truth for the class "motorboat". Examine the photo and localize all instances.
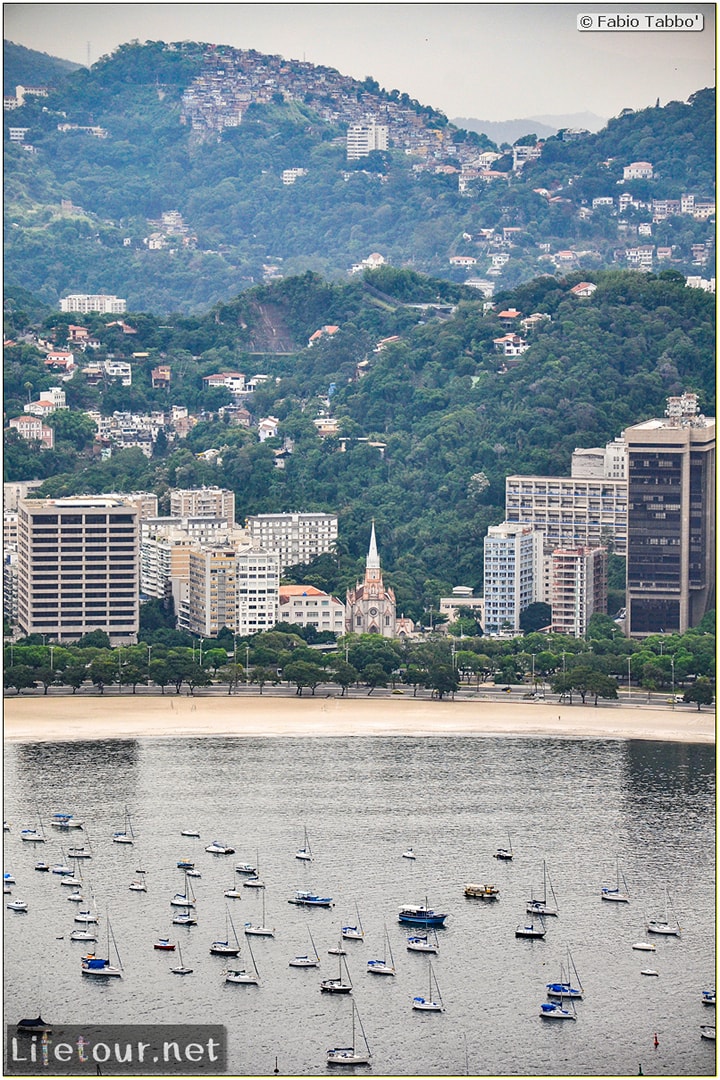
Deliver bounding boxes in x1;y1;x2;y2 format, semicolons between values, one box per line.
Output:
702;989;716;1006
66;891;85;903
70;929;96;942
205;841;235;855
700;1025;716;1041
398;904;447;927
632;942;656;951
154;938;176;951
464;883;499;901
7;899;28;912
641;969;659;976
177;859;195;870
235;863;257;875
402;848;416;860
34;862;50;872
288;890;334;908
180;830;200;838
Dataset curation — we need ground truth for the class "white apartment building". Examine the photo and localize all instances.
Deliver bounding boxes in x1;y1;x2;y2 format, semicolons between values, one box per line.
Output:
246;512;338;573
550;546;608;638
169;487;236;525
185;540;280;637
505;475;628;556
571;437;627;480
438;586;485;630
59;294;127;314
346;120;388;160
278;585;345;634
483;522;544;634
16;496;139;644
141;518;246;599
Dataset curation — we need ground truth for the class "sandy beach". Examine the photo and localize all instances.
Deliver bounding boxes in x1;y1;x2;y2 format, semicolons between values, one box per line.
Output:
3;693;715;743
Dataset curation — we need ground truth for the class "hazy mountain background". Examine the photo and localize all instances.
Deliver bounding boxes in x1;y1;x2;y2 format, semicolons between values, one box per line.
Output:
451;112;608;145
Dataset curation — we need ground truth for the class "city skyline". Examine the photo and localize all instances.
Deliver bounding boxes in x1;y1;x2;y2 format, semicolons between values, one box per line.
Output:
5;2;716;123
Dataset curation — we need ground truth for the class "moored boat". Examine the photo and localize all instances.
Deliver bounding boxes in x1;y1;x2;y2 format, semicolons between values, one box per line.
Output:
289;890;334;908
398;904;447;927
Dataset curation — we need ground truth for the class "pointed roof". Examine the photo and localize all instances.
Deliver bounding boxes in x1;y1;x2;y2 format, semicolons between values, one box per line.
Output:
366;521;380;570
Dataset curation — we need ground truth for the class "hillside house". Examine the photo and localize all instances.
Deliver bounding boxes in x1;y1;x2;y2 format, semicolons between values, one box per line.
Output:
493;333;529;357
258;416;280;441
308;325;339;347
202;372;246;394
151;365;171;389
623;161;653;180
44;351;77;377
9;416;54;449
570;282;597;298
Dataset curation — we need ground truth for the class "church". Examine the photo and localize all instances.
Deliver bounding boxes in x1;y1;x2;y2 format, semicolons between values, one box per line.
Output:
345;523;414;639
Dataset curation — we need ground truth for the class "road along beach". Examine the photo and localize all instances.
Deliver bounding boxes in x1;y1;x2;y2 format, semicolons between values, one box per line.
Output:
4;694;714;743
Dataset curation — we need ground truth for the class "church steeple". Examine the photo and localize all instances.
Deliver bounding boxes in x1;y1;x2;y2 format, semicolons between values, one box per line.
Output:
366;519;380;570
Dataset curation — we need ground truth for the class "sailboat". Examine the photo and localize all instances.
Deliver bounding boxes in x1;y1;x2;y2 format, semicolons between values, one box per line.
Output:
540;999;576;1021
289;928;320;967
50;812;84;830
328;940;347;956
81;914;123;978
129;869;147;893
494;835;513;861
601;857;630;903
224;877;244;899
244;890;275;936
342;904;365;941
225;936;260;984
515;916;546;939
296;826;313;862
546;950;583;1000
70;927;97;942
406;929;439;954
412;961;444;1011
326;1000;372;1065
112;806;135;845
210;909;241;956
20;806;47;844
321;953;353;993
646;888;681;935
367;926;396;975
170;943;193;975
527;860;559;917
170;872;196;909
172;908;197;927
243;850;265;889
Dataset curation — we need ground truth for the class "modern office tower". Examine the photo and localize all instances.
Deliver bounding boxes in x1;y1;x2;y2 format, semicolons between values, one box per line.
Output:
59;294;127;313
550;546;608;638
346;120;388;160
246;512;338;573
16;496;139;644
505;475;628;555
482;522;544;634
169;487;236;525
278;585;346;635
624;393;715;636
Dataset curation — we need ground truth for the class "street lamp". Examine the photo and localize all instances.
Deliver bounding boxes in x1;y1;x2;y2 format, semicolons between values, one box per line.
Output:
627;656;632;704
49;646;55;671
118;647;122;695
245;644;250;686
670;656;675;710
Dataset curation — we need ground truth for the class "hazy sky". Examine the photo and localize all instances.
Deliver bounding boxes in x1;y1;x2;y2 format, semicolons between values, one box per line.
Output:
4;2;716;122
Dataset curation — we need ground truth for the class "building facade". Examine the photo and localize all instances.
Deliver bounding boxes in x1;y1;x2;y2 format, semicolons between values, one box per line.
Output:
505;475;628;555
550;546;608;637
345;523;397;637
278;585;346;635
346;120;388;160
59;294;127;314
184;540;280;638
624;393;715;636
16;496;139;644
246;512;338;573
483;522;544;633
169;487;236;525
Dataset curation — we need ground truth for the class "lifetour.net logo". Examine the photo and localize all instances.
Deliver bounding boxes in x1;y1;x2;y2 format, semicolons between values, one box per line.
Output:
6;1025;227;1075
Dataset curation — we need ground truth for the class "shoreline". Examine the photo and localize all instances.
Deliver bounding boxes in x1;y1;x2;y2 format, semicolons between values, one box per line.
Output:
3;695;715;744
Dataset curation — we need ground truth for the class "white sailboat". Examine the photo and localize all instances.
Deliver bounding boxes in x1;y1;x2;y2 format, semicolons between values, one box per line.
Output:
540;999;576;1020
402;848;416;860
289;928;320;967
546;950;583;1000
328;940;347;956
112;806;135;845
296;826;313;862
527;860;559;917
170;872;196;909
646;887;681;936
244;890;275;936
342;904;365;941
243;850;265;889
129;869;147;893
70;928;97;942
494;835;513;861
406;930;439;954
170;943;193;975
225;936;260;984
412;962;444;1011
81;914;123;978
326;1000;372;1065
367;925;396;976
20;807;47;844
601;857;630;903
210;909;241;956
172;908;197;927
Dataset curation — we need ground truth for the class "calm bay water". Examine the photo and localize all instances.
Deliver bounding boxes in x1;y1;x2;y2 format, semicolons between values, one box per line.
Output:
3;734;716;1076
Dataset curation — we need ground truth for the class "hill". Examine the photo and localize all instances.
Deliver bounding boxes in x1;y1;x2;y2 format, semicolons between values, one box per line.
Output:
3;39;81;96
451;111;607;145
5;266;714;618
2;40;715;315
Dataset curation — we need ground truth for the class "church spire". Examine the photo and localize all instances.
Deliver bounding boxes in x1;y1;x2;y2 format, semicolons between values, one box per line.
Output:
366;520;380;570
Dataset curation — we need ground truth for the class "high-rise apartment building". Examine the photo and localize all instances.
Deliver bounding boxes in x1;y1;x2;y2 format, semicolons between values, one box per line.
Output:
505;475;628;555
185;540;280;637
16;496;139;644
550;546;608;638
624;393;715;636
346;120;388;160
169;487;236;525
483;522;544;633
246;512;338;573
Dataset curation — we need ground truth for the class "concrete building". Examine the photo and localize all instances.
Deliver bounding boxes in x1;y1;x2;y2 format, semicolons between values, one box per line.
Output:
346;120;388;160
9;415;54;448
59;294;127;314
571;437;627;479
246;512;338;573
624;392;715;637
505;475;628;555
483;522;544;634
278;585;346;635
185;540;280;638
438;586;485;630
550;546;608;638
169;487;236;526
16;496;139;644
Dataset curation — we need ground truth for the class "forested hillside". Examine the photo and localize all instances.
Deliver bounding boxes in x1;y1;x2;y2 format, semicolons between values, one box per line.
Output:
3;40;715;313
5;267;714;620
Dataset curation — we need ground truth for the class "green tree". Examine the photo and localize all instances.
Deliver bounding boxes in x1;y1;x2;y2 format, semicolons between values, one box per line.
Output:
5;664;37;693
683;678;714;711
250;666;279;694
89;655;117;694
363;662;388;695
328;659;359;696
284;660;326;695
